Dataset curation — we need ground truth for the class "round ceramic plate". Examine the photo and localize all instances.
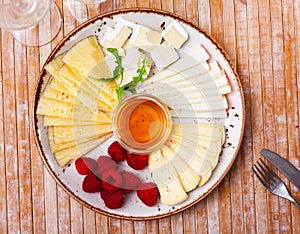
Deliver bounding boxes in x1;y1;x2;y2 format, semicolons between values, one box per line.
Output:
33;8;245;220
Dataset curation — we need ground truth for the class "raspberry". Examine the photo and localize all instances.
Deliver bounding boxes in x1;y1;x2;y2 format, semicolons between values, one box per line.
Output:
96;156;118;177
75;157;97;175
101;169;123;191
82;173;102;193
121;171;141;193
126;153;148;170
100;189;125;209
137;182;159;207
107;141;127;161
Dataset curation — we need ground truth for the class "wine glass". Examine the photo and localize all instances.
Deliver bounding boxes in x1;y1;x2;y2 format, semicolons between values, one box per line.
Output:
0;0;62;46
67;0;106;23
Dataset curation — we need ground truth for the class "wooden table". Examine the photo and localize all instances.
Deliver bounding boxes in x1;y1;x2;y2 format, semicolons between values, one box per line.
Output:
1;0;300;233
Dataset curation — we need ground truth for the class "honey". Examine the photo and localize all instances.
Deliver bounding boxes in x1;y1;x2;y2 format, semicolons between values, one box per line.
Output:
113;94;172;153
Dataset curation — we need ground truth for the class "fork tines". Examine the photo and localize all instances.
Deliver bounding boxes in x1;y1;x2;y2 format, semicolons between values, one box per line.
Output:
252;158;281;191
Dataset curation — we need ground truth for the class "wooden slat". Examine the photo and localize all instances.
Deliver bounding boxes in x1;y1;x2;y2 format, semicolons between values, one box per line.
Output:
83;207;96;233
270;0;292;232
0;28;7;234
96;212;109;234
197;0;211;34
194;200;208;234
3;31;21;234
282;1;300;233
258;0;279;232
26;41;46;232
70;198;83;234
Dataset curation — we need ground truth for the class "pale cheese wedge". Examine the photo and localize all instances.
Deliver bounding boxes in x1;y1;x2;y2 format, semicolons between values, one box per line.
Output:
149;150;188;205
62;36;105;77
169;142;212;186
161;21;188;49
173;124;225;144
172;134;220;151
170;136;220;170
52;124;112;144
171;109;227;119
129;25;162;47
160;145;200;192
100;23;132;48
53;134;111;167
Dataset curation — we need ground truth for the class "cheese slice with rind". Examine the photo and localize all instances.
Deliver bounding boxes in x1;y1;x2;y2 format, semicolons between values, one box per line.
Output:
173;124;225;144
52;124;112;144
48;127;112;152
170;136;220;170
37;97;111;123
53;134;111;167
160;145;200;192
43;116;107;126
169;142;212;186
62;36;105;77
148;150;188;205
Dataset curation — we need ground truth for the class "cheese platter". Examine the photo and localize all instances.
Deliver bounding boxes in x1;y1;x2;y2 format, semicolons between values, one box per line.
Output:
33;9;245;219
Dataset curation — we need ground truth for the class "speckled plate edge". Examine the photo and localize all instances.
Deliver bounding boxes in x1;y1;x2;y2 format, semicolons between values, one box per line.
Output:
33;8;245;220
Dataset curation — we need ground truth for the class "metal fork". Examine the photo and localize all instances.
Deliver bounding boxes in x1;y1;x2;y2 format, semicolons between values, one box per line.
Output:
253;158;300;209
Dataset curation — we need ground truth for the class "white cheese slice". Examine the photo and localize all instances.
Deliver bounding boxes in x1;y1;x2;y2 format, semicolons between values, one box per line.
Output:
115;17;137;28
160;145;200;192
129;25;162;47
173;123;225;144
150;45;179;71
170;136;220;170
161;21;188;49
149;150;188;205
100;24;132;48
169;141;212;186
171;109;227;119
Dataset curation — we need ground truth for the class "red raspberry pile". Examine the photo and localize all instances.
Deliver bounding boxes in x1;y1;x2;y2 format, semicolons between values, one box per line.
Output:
75;141;159;209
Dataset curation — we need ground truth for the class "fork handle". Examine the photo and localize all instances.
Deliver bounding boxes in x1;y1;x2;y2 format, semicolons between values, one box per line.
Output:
288;197;300;209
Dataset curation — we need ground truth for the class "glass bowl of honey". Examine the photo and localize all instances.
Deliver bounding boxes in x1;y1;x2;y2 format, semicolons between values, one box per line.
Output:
112;94;172;154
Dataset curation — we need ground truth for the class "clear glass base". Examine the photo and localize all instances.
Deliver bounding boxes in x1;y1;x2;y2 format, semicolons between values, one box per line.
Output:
67;0;106;23
11;1;62;47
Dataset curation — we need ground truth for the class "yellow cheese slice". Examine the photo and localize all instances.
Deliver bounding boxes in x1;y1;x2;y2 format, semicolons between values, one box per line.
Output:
52;124;112;144
53;134;110;167
48;127;112;152
43;116;108;126
37;97;111;122
62;36;105;77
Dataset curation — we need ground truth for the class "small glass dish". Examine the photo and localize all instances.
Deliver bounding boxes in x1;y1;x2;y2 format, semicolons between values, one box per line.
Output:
112;94;172;154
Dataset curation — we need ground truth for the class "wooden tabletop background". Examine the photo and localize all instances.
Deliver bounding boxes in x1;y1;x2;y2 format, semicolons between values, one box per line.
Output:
1;0;300;233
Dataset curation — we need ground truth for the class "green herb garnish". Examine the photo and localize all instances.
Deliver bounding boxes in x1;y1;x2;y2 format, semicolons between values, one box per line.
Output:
116;57;148;101
89;48;123;84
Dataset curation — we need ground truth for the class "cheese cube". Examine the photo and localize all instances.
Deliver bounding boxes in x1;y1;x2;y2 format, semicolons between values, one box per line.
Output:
129;25;162;47
115;17;137;28
100;24;132;48
150;45;179;71
161;21;188;49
